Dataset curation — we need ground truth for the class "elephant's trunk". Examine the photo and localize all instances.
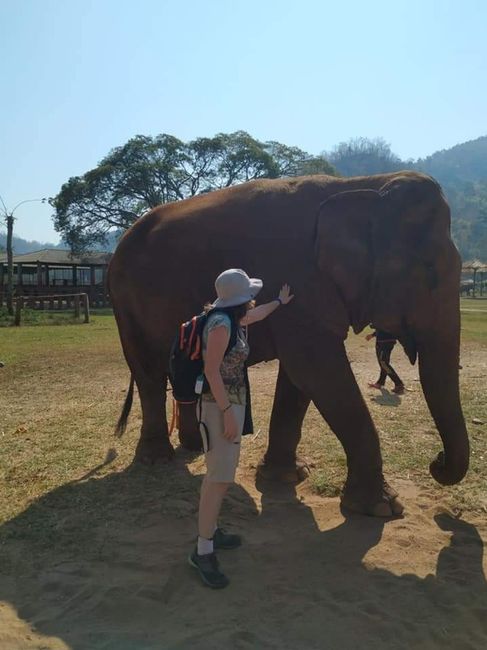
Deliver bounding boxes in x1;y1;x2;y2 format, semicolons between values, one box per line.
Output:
417;329;469;485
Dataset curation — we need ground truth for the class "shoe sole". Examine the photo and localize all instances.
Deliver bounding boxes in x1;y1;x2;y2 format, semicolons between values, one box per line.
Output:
188;554;229;589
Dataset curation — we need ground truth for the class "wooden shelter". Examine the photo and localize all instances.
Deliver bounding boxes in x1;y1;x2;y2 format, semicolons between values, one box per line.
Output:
0;249;111;308
461;259;487;297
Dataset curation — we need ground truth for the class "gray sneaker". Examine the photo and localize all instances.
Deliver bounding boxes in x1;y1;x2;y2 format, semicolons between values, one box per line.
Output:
188;550;229;589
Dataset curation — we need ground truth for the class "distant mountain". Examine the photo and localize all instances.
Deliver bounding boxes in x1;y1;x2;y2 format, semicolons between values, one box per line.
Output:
416;136;487;187
414;137;487;261
0;232;61;254
327;135;487;261
0;231;118;255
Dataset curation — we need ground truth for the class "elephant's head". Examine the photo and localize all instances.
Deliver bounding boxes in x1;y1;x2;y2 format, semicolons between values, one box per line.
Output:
315;174;469;486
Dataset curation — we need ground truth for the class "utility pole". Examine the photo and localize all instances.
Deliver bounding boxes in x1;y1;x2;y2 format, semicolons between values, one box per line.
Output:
1;196;47;315
6;213;14;314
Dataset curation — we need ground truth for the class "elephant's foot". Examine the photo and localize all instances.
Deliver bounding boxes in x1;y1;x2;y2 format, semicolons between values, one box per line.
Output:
341;479;404;517
135;436;175;465
257;457;311;484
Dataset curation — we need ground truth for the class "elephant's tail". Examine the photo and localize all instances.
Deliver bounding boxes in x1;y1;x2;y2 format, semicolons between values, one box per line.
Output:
115;375;135;438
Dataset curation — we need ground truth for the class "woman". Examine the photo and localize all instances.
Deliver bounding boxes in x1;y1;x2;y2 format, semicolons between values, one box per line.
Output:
189;268;294;589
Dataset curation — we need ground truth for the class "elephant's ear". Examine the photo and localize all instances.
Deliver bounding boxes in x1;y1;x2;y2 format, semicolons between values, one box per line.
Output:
315;189;384;334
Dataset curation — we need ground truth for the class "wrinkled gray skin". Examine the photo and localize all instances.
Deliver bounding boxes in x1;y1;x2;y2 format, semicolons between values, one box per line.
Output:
109;171;469;517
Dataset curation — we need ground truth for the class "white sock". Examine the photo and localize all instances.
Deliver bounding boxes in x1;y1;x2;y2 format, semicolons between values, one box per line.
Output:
197;536;214;556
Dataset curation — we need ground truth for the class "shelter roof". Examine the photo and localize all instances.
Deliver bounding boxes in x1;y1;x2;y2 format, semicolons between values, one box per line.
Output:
0;249;112;266
462;259;487;272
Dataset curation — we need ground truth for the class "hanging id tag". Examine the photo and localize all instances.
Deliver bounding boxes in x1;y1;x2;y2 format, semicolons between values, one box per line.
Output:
195;374;204;395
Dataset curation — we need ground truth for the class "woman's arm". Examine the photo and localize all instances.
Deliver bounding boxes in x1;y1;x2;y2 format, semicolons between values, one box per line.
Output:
204;325;231;410
241;283;294;326
204;324;239;441
241;300;280;325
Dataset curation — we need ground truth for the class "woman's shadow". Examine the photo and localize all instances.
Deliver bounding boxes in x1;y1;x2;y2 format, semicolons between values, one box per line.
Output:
0;449;259;649
0;455;485;650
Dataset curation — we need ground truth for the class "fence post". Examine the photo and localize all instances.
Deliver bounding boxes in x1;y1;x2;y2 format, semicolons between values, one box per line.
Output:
83;293;90;323
14;296;23;326
74;294;80;318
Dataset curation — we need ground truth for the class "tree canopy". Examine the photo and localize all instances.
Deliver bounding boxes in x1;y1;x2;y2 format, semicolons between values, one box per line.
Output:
52;131;336;252
325;137;404;176
51;131;487;261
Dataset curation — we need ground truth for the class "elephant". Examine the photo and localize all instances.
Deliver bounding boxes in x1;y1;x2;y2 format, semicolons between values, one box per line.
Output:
108;170;469;517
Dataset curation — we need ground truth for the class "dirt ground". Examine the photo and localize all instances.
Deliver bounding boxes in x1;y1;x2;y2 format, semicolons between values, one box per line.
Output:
0;329;486;650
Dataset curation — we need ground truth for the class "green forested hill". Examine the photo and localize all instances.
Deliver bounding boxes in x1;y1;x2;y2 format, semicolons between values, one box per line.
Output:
417;136;487;186
416;137;487;261
328;136;487;261
0;233;56;255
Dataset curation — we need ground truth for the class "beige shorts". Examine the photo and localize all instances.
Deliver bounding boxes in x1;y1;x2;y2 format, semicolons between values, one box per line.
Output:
199;401;246;483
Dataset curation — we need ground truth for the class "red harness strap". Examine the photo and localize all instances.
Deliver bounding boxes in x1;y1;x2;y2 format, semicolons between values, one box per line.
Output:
169;398;180;435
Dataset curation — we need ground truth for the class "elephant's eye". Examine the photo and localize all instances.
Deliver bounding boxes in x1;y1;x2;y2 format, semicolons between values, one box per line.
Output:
423;262;438;289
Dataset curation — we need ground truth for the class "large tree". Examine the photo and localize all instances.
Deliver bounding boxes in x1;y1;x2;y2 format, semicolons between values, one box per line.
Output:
52;131;337;252
326;137;404;176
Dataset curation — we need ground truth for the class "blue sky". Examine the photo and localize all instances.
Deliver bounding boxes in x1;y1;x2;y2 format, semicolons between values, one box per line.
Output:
1;0;486;243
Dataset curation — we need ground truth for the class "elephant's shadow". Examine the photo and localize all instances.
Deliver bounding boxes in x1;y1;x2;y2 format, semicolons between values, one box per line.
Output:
254;479;487;649
0;454;485;650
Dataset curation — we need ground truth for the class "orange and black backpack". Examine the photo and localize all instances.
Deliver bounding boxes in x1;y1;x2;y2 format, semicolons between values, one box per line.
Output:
168;308;238;405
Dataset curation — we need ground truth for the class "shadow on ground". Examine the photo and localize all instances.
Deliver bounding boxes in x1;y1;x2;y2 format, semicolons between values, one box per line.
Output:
0;453;485;650
370;387;401;407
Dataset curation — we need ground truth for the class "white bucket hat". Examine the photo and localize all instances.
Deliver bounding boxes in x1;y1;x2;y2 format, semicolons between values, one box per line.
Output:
212;268;263;308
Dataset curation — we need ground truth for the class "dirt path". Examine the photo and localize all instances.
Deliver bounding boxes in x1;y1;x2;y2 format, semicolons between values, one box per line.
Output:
1;472;485;650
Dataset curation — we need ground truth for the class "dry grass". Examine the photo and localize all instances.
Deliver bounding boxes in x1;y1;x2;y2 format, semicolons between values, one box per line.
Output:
0;308;486;551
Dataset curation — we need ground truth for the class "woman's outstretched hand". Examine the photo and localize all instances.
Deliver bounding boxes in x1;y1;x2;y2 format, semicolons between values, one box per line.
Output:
278;284;294;305
241;284;295;326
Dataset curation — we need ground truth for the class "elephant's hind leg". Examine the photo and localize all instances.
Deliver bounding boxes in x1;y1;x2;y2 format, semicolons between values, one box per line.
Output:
177;403;203;452
135;376;175;464
114;309;175;464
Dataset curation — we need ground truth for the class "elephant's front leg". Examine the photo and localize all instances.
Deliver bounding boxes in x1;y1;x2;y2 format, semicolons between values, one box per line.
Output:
258;363;311;482
278;332;403;517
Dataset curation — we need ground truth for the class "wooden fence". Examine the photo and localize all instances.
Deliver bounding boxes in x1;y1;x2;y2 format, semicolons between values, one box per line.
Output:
14;293;90;326
0;285;109;309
